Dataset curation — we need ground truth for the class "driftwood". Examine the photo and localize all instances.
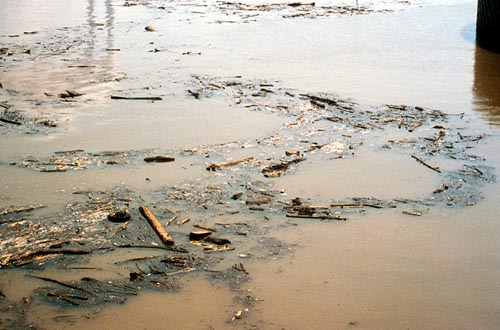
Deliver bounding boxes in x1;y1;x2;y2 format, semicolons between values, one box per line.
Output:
3;249;91;267
286;213;347;221
261;157;305;174
113;243;188;253
139;205;175;246
59;90;84;98
206;237;231;245
193;224;217;232
0;204;46;217
411;155;441;173
204;246;235;253
28;275;96;295
187;89;201;99
206;157;254;171
189;230;212;240
144;156;175;163
0;117;21;125
301;94;337;106
408;122;423;132
177;217;191;225
246;199;272;205
403;210;423;216
111;95;162;101
165;215;178;226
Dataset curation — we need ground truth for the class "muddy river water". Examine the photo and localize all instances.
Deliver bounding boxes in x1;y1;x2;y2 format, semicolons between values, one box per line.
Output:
1;0;500;329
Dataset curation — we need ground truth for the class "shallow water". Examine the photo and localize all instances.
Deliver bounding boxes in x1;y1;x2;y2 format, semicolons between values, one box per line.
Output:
1;0;500;329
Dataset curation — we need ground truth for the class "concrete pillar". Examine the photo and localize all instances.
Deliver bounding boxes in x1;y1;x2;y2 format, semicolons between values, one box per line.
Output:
477;0;500;53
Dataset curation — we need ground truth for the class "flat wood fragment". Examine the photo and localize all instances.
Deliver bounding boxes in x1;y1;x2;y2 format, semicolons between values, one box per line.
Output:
139;205;175;246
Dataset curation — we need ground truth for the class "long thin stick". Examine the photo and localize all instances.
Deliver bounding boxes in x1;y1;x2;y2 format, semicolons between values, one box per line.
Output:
139;205;175;245
28;275;96;295
411;155;441;173
286;213;347;221
111;95;162;101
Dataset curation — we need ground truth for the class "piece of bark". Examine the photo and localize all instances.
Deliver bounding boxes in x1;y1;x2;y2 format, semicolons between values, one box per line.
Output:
139;205;175;245
189;230;212;240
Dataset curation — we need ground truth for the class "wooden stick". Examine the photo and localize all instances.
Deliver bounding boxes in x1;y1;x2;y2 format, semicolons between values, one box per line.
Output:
111;95;162;101
139;205;175;246
411;155;441;173
286;213;347;221
193;224;217;232
28;275;96;295
206;157;254;171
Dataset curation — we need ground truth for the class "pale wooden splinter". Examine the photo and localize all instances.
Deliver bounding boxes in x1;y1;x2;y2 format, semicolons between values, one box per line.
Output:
139;205;175;246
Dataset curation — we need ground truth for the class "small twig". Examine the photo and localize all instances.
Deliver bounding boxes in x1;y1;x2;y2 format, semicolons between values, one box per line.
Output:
165;215;178;227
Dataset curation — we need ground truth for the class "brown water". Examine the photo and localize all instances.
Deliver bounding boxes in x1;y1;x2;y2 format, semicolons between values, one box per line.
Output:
1;0;500;329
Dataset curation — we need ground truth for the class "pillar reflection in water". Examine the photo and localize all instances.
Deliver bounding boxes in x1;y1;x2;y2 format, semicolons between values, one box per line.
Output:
473;47;500;126
81;0;116;93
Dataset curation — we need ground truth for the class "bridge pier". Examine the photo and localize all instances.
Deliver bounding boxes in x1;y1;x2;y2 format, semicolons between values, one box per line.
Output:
477;0;500;53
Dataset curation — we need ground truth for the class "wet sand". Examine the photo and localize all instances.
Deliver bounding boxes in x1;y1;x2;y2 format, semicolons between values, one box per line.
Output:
1;0;500;329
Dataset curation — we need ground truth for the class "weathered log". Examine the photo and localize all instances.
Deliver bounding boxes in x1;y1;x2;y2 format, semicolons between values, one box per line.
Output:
139;205;175;245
